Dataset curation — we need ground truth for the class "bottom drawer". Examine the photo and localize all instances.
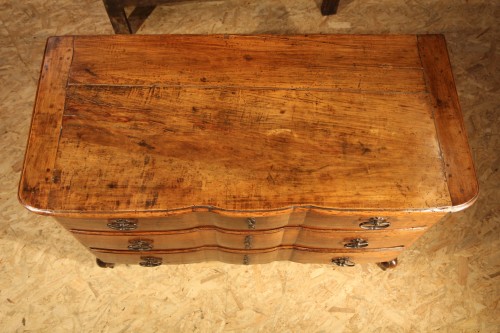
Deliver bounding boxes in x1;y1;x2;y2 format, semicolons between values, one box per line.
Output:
91;246;403;266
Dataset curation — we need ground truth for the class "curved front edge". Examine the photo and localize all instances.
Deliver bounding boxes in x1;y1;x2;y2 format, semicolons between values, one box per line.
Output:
417;34;479;213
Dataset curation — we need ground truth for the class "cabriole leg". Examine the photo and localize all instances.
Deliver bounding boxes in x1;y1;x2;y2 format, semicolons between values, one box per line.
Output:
96;258;115;268
377;258;398;270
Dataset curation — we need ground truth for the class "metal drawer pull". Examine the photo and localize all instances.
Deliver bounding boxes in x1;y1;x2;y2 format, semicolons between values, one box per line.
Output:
359;217;390;230
331;257;355;267
344;238;369;248
244;235;252;249
247;217;256;229
243;255;250;265
128;239;153;251
139;256;162;267
107;219;138;231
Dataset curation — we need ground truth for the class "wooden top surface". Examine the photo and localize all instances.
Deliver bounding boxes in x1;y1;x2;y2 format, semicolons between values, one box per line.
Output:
19;34;478;217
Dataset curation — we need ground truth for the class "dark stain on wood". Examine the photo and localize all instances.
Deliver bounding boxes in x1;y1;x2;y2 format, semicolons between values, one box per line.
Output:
84;67;97;77
107;182;118;189
138;140;155;150
52;169;61;184
145;192;159;208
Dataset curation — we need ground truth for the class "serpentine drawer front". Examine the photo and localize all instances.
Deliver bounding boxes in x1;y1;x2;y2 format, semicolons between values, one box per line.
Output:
70;226;427;250
19;34;478;269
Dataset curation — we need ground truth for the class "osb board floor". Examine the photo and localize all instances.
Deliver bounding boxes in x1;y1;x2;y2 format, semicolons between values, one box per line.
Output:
0;0;498;331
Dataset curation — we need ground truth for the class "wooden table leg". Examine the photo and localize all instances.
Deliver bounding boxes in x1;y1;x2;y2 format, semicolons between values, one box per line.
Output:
103;0;157;34
103;1;338;33
321;0;340;15
102;0;132;34
128;6;157;33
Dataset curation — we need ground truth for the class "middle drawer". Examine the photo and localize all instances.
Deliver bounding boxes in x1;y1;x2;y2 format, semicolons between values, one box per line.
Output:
71;226;427;251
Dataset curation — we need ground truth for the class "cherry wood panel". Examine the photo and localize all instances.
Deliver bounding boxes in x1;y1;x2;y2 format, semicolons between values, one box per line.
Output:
418;35;479;210
57;211;446;231
72;227;426;250
69;35;425;91
91;246;403;265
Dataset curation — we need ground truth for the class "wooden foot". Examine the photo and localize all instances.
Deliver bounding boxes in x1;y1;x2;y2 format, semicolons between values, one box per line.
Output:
377;258;398;270
321;0;340;16
96;258;115;268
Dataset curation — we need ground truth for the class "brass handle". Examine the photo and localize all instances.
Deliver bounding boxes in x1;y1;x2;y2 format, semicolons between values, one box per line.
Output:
107;219;138;231
128;239;153;251
359;217;390;230
139;256;162;267
247;217;256;229
344;238;369;248
331;257;355;267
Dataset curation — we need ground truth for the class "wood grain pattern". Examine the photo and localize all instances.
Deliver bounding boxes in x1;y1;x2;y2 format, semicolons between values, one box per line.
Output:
18;36;73;212
418;35;479;210
18;34;479;217
91;246;403;265
48;84;449;214
72;227;426;250
69;35;425;91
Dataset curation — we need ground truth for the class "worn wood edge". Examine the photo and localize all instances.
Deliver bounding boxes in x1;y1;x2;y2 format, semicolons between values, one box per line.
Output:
417;34;479;212
24;204;457;219
67;33;421;40
18;36;74;213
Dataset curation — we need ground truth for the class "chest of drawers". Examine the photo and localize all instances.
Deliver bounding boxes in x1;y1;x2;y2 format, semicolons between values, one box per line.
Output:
19;34;478;268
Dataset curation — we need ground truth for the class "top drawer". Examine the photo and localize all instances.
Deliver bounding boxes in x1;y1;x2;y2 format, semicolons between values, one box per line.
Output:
57;210;447;232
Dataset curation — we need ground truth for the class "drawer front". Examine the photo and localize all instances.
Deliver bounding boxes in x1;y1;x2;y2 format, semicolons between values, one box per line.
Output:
304;211;446;229
91;246;403;266
57;212;302;231
73;227;426;251
58;211;446;232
